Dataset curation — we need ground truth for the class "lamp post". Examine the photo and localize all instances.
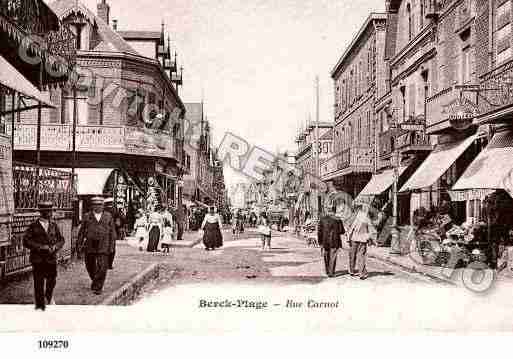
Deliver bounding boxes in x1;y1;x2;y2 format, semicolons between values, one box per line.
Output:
386;106;401;254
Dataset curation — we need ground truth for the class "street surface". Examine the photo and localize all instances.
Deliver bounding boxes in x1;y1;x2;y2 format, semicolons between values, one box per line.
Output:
3;229;513;332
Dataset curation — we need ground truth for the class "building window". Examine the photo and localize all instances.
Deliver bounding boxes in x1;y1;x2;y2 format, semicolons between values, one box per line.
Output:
461;46;472;84
65;96;88;125
407;3;413;41
367;111;371;147
420;0;424;29
495;0;512;64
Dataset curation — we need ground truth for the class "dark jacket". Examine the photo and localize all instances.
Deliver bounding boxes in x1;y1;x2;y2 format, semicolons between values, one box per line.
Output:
23;220;65;264
317;215;345;249
78;211;117;255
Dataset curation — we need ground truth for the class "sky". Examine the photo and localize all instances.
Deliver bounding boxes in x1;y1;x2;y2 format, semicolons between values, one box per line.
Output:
79;0;385;188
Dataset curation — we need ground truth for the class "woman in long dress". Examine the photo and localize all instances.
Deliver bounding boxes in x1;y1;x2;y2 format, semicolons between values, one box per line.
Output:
147;207;163;252
131;210;148;251
201;206;223;250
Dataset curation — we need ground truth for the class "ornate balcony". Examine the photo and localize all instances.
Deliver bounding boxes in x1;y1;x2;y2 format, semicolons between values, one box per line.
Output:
8;124;178;160
379;117;433;158
478;59;513;123
396;130;433;153
320;147;373;180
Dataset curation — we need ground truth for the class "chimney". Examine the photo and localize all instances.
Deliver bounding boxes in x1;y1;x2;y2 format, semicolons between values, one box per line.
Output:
97;0;110;25
112;19;118;30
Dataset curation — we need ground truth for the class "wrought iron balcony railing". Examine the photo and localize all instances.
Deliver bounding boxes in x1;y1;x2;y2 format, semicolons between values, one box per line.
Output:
0;0;76;74
320;147;373;179
8;124;178;160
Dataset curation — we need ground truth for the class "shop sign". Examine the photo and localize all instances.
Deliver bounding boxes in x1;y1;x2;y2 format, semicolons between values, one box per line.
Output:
400;116;425;132
442;96;478;130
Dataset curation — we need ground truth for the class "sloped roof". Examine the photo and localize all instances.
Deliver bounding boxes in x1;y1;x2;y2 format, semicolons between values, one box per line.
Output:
49;0;140;56
320;128;333;140
118;31;161;40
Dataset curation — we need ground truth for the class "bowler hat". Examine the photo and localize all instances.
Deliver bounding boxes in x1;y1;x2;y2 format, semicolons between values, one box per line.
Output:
38;201;54;211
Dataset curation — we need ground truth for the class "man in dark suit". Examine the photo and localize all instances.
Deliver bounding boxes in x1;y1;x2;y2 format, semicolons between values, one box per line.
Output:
317;203;345;278
78;197;117;294
23;202;65;311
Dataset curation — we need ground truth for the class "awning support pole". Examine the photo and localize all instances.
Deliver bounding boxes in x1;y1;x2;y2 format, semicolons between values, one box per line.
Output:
71;85;77;198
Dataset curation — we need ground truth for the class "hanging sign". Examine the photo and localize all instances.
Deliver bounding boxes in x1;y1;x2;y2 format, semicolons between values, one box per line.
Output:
442;96;478;130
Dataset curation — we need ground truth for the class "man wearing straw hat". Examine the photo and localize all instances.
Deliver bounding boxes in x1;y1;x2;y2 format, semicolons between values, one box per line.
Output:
78;197;117;294
23;201;65;311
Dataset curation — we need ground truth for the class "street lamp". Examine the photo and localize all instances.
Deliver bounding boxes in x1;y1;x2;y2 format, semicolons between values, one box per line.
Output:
386;106;401;255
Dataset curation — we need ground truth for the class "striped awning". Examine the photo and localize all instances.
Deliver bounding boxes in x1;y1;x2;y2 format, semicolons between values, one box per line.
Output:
358;166;408;197
450;130;513;200
400;135;477;192
0;55;54;108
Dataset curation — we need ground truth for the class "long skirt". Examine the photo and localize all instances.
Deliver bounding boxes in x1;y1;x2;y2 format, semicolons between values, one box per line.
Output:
203;222;223;249
147;226;160;252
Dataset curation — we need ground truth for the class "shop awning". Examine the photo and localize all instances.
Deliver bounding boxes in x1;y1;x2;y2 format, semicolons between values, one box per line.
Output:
0;55;54;108
400;135;477;192
55;168;116;196
450;131;513;200
76;168;116;195
358;166;408;197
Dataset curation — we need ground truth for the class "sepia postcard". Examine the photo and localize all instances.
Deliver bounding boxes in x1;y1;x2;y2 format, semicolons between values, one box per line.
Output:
2;0;513;348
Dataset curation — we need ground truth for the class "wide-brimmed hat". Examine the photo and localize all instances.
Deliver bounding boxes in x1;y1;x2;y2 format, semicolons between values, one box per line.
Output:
91;196;104;205
38;201;54;211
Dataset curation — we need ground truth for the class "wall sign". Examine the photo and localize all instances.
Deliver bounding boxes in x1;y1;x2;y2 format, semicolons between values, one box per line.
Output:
442;96;478;130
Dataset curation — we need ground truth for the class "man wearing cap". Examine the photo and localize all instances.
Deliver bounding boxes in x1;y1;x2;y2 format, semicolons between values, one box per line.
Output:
78;197;117;294
23;202;65;310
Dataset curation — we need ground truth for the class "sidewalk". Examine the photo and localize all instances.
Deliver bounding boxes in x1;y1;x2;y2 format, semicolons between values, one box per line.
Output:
0;242;163;305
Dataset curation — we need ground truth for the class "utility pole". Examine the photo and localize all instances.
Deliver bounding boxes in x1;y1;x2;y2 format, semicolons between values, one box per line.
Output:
314;75;320;219
389;108;400;254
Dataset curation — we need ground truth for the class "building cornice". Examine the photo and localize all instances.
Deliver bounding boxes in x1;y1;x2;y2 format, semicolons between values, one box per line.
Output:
331;13;387;78
77;50;186;113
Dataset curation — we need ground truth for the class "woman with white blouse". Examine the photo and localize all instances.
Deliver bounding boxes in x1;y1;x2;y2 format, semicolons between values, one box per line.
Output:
201;206;223;250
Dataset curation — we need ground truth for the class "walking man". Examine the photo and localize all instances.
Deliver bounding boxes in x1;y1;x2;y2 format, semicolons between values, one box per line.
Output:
23;201;65;311
348;204;377;280
78;197;117;294
317;203;345;278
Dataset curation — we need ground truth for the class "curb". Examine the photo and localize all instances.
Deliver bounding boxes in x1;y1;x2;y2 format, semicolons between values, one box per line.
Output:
101;263;161;305
336;245;456;285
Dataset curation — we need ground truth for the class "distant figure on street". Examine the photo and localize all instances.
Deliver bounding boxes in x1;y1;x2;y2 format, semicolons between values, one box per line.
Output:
78;197;117;295
23;201;65;311
201;206;223;250
317;203;345;278
257;212;272;251
176;204;185;241
147;206;163;252
347;204;377;280
133;210;148;250
160;206;174;253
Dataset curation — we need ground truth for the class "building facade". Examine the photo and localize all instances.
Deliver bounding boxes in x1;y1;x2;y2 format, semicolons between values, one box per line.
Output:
294;122;333;218
324;13;387;202
11;0;187;215
0;0;76;279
